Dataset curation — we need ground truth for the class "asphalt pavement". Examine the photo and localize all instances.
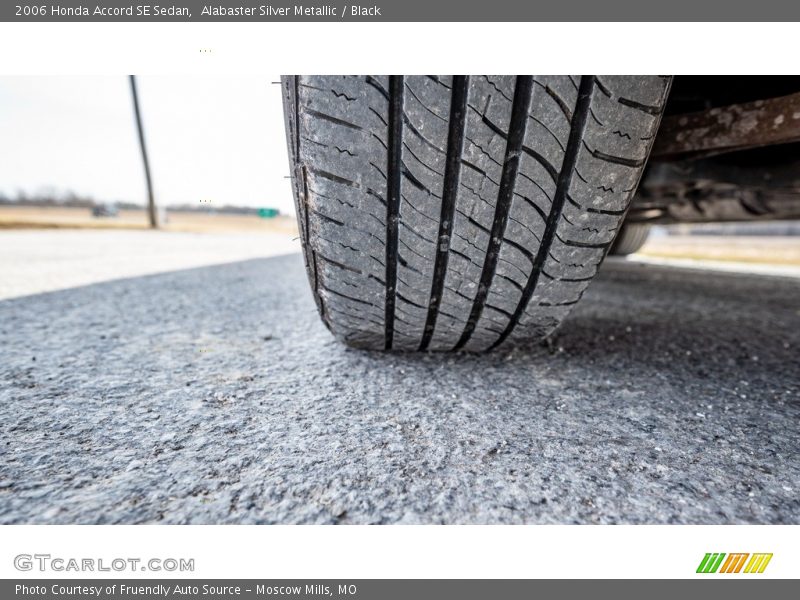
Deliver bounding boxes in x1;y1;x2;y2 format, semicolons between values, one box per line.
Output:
1;246;798;524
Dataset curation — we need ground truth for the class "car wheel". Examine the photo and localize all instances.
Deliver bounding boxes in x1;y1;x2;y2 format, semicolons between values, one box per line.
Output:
610;223;651;256
283;75;671;351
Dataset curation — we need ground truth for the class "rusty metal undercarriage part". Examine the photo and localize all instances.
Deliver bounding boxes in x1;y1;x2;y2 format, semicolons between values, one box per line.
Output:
651;91;800;160
631;90;800;224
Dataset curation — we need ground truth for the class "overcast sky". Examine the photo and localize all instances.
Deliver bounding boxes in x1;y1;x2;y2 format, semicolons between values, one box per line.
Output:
0;75;294;213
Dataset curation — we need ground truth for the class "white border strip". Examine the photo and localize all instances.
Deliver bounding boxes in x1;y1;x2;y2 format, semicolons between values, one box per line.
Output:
1;22;800;75
1;525;797;579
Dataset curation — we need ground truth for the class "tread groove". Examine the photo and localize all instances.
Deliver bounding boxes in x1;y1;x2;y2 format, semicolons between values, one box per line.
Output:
384;76;404;350
477;110;559;182
419;75;469;351
617;96;662;115
490;76;594;350
453;75;534;351
534;80;572;121
302;108;363;131
582;141;646;168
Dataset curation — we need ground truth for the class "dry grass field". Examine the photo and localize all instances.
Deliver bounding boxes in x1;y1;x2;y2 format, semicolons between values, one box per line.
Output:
0;205;298;235
2;206;798;266
640;234;800;266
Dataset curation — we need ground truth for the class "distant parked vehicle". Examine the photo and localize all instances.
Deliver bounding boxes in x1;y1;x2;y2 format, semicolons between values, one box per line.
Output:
91;203;119;218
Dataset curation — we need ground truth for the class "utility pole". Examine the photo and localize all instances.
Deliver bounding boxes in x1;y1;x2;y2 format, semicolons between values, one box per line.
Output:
129;75;158;229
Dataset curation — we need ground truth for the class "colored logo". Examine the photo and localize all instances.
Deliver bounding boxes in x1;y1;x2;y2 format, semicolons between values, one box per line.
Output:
696;553;773;574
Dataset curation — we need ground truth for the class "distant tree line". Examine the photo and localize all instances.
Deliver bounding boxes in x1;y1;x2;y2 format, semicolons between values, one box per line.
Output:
0;191;277;216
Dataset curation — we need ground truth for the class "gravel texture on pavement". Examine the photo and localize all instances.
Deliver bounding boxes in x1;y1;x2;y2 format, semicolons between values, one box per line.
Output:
1;253;798;524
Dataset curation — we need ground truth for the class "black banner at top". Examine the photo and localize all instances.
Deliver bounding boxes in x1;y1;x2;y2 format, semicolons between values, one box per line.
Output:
4;0;800;22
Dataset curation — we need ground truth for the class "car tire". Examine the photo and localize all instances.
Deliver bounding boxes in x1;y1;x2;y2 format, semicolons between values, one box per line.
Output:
610;222;651;256
282;75;671;351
